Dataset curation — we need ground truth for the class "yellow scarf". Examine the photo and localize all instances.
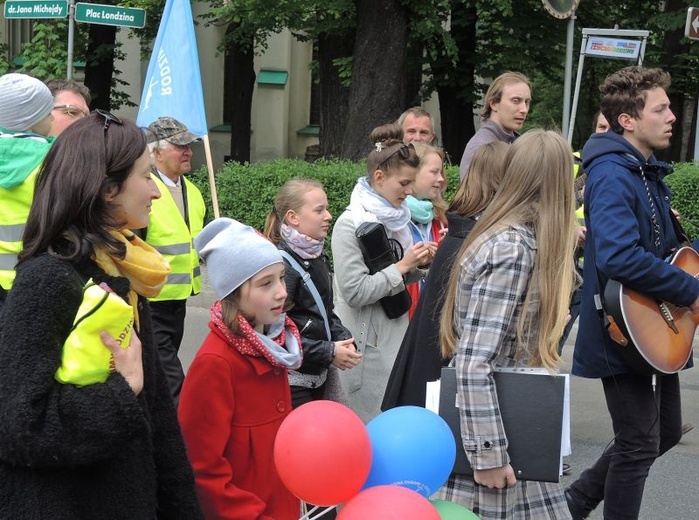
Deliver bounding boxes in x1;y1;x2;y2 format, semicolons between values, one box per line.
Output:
94;229;171;329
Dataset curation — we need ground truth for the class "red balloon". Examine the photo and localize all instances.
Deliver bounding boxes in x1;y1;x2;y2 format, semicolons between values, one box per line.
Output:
274;400;372;506
338;485;441;520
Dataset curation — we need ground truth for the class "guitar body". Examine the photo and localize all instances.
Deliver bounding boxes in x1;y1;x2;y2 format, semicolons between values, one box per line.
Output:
603;247;699;375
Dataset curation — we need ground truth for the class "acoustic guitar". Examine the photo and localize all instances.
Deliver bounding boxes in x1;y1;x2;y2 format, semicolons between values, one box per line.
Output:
603;246;699;375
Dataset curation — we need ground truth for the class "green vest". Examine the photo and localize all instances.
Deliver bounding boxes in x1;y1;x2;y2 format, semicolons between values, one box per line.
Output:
0;168;39;290
147;173;205;301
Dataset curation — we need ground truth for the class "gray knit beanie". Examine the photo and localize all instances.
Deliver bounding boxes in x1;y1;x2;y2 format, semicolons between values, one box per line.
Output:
194;218;283;300
0;73;54;132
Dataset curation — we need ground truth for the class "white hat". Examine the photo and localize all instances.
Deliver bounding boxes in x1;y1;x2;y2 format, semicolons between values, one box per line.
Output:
0;73;54;132
194;218;283;300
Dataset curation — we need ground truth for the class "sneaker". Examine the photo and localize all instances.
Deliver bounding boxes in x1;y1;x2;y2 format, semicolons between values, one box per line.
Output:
682;422;694;436
562;462;572;476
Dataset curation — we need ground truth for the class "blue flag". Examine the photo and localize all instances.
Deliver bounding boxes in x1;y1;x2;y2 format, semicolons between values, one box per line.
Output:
136;0;207;136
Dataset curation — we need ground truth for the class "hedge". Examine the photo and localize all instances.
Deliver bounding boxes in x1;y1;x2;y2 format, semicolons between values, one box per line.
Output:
664;162;699;239
189;158;699;242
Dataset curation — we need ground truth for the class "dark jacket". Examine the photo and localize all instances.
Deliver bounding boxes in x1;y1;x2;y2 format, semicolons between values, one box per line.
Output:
382;212;477;409
280;244;352;375
572;132;699;378
0;254;202;520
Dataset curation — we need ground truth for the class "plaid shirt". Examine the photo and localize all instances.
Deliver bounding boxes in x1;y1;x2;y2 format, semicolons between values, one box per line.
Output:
436;224;571;519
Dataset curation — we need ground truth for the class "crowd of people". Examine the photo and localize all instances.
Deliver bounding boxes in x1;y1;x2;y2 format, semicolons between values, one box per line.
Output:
0;64;695;520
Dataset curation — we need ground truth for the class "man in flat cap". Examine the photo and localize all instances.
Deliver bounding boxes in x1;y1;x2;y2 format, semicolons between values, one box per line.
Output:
144;117;207;406
0;73;55;292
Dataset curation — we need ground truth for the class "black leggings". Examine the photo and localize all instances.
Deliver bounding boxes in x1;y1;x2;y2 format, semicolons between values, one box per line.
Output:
290;383;326;409
568;372;682;519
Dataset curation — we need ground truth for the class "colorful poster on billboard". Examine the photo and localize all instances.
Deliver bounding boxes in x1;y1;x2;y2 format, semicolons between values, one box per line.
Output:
585;37;641;60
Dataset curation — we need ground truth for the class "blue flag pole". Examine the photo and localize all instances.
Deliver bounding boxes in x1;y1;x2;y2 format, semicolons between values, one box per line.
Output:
137;0;219;216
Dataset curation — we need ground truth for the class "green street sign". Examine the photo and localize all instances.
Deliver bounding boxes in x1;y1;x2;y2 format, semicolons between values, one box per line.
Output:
4;0;68;19
75;2;146;29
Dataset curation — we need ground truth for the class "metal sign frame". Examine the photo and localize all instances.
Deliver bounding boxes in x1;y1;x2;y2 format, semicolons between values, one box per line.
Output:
567;28;649;143
685;7;699;40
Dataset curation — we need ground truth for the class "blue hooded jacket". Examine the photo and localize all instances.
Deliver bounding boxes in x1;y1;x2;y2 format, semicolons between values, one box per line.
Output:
572;131;699;378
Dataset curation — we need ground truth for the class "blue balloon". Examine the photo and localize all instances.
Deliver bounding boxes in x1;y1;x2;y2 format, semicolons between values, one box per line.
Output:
364;406;456;497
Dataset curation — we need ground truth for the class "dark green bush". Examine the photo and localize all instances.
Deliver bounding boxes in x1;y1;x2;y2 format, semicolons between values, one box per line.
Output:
189;159;364;235
189;159;461;236
666;162;699;240
190;158;699;243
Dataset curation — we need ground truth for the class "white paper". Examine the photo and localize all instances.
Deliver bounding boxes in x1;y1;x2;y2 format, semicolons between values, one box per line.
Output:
425;379;441;413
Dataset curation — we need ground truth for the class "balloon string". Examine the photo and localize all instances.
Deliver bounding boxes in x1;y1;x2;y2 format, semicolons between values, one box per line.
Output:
299;505;319;520
308;506;338;520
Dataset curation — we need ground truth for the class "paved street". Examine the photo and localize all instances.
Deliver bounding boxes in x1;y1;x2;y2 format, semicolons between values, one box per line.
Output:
180;272;699;519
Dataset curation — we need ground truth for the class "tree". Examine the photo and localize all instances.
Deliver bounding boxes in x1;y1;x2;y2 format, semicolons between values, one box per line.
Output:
222;24;256;163
425;0;477;163
340;0;410;160
0;0;165;110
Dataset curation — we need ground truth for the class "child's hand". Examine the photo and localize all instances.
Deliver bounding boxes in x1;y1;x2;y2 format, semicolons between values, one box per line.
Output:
101;331;143;395
474;464;517;489
396;242;431;274
332;338;362;370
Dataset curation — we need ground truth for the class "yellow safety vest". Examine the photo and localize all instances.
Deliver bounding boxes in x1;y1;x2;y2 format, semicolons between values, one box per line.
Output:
0;168;38;290
55;279;134;386
573;151;585;223
147;174;205;301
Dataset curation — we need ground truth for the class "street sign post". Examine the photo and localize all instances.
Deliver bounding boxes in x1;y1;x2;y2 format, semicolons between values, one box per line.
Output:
74;2;146;29
685;7;699;41
567;28;649;143
3;0;68;19
685;8;699;160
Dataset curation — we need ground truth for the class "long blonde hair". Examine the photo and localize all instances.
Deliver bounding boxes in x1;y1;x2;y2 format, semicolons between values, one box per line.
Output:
448;141;508;218
440;130;577;368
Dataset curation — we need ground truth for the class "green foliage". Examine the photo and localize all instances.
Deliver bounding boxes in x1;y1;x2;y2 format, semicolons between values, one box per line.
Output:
188;159;365;235
444;165;460;202
189;159;464;234
188;159;699;248
126;0;166;56
19;21;69;79
199;0;356;54
666;162;699;239
3;0;157;108
0;43;9;75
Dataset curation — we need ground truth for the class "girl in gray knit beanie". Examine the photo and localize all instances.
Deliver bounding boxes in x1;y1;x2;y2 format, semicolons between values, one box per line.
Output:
179;217;303;519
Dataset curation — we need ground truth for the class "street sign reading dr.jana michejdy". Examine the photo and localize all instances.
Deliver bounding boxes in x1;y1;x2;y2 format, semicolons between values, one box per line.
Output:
75;2;146;29
4;0;68;19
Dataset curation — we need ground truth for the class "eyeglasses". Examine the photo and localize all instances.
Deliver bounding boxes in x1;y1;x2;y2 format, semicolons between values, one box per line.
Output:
53;104;88;119
94;109;123;134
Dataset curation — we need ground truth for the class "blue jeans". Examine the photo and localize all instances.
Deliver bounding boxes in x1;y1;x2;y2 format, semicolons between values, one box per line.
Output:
567;372;682;519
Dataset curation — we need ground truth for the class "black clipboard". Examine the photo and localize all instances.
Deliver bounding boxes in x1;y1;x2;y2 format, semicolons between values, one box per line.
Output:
438;367;565;483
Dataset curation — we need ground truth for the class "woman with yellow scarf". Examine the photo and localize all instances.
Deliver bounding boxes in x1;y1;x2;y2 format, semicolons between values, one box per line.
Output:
0;112;203;519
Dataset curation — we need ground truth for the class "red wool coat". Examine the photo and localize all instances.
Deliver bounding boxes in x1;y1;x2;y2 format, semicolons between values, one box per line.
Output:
179;322;299;520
